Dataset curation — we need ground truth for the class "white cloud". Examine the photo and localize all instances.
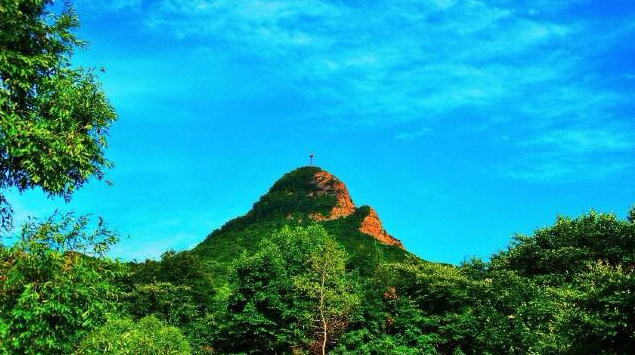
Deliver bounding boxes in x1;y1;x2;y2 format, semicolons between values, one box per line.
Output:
396;127;432;141
95;0;635;183
523;127;634;154
143;0;582;124
504;124;635;183
504;157;631;184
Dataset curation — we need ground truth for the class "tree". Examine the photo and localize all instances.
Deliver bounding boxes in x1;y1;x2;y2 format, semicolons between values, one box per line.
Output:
124;282;200;328
216;225;359;354
215;241;299;353
0;0;117;232
294;228;359;355
0;212;123;354
490;210;635;280
548;261;635;354
77;315;191;355
131;250;215;308
125;251;217;353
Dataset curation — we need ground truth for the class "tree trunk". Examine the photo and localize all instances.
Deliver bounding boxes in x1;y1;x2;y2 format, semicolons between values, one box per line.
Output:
320;258;328;355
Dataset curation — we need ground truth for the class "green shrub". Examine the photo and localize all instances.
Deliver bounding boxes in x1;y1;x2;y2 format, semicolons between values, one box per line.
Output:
78;316;191;354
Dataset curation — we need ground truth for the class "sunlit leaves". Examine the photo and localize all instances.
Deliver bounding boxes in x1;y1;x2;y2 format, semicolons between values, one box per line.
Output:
78;316;191;355
0;0;117;233
0;212;123;354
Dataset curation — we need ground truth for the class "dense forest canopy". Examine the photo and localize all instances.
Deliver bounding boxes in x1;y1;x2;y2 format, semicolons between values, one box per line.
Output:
1;1;634;354
2;205;634;354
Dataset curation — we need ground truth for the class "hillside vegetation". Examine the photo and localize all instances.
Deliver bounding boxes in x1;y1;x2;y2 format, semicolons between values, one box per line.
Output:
3;205;635;354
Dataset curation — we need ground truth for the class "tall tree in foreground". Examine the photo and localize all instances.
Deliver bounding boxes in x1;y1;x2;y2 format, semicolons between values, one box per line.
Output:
294;229;359;355
216;225;359;354
0;0;117;232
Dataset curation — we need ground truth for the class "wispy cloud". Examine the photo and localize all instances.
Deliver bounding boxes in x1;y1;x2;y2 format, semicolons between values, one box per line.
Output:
143;0;580;121
523;127;634;154
92;0;635;183
504;124;635;183
504;159;631;183
395;127;431;141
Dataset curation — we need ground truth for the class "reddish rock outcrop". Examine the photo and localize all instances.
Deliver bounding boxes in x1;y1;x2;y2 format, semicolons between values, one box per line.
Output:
305;169;403;249
359;207;404;248
309;171;356;221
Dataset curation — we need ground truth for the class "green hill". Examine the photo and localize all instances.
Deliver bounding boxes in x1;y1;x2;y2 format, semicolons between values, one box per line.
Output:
192;166;411;282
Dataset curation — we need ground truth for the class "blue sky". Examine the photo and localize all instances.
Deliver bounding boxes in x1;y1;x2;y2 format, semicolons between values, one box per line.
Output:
7;0;635;263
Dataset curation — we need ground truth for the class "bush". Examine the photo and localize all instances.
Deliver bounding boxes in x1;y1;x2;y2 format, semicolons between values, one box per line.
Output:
78;316;191;354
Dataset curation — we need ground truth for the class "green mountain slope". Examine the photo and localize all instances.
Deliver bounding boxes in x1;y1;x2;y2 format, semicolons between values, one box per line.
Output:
192;166;411;282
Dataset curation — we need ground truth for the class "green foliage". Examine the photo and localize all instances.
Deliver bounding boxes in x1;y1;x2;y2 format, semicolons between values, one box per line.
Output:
2;198;629;354
215;225;359;354
0;204;631;354
131;250;215;308
293;227;360;354
333;207;635;355
0;0;117;232
454;208;635;354
0;213;123;354
333;264;440;355
124;250;217;353
490;210;635;280
555;261;635;354
193;218;293;287
77;315;191;355
125;282;200;328
189;190;634;354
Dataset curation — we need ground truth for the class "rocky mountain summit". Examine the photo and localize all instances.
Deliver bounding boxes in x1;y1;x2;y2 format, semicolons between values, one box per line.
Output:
304;169;403;248
247;166;402;247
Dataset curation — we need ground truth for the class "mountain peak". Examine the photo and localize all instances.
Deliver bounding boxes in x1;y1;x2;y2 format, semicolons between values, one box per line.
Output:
249;166;403;248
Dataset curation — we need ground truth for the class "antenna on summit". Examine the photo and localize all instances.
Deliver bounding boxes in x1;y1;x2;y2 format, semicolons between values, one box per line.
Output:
309;153;314;166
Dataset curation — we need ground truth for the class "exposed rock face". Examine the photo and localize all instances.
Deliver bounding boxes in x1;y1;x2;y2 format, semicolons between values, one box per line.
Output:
359;207;404;248
269;167;402;248
309;170;356;221
307;169;403;248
